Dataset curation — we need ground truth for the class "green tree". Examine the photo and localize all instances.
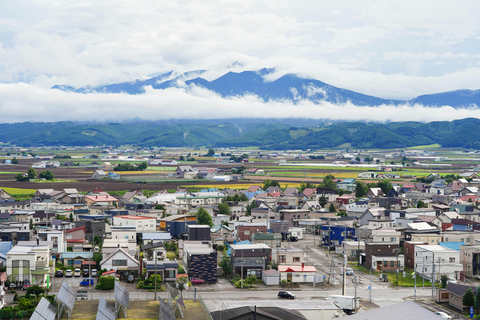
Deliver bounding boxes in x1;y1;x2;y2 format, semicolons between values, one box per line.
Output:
329;203;336;212
96;275;115;290
377;180;393;195
27;168;36;179
417;200;427;208
93;252;103;265
29;219;33;230
321;175;337;190
93;235;100;245
262;179;280;190
26;285;45;297
219;250;232;275
355;181;368;198
318;195;328;208
69;212;74;222
440;274;448;288
217;203;230;215
196;207;213;227
463;288;475;308
137;162;148;171
39;170;54;180
11;157;18;164
206;148;215;156
246;200;257;216
175;276;188;297
474;285;480;311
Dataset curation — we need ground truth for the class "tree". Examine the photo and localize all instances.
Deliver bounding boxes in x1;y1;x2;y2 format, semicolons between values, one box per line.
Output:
11;157;18;164
318;195;328;208
440;274;448;288
175;276;188;297
29;219;33;230
217;203;230;215
417;200;427;208
39;170;54;180
93;235;100;245
206;148;215;157
377;180;393;195
355;181;368;198
26;285;45;297
246;200;257;216
137;162;148;171
329;203;336;212
320;175;337;190
27;168;36;179
463;288;475;308
219;250;232;275
196;207;213;227
263;179;280;191
69;212;74;222
474;285;480;312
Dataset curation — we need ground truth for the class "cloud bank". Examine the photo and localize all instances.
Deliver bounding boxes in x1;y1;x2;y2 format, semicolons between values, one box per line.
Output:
0;82;477;123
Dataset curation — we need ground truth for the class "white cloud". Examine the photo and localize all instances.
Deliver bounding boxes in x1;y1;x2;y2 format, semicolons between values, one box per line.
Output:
0;82;478;124
0;0;479;121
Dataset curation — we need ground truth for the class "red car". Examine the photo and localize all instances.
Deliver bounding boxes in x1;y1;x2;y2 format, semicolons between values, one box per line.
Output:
190;278;205;284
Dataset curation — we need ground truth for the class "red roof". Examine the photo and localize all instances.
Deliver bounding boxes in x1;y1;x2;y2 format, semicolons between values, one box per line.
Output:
460;195;478;202
302;188;316;197
66;226;86;233
85;195;118;202
278;265;316;272
247;185;261;193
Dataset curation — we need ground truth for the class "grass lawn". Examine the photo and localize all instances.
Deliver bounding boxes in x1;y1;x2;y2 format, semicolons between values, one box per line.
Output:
32;179;79;183
1;187;36;194
352;266;437;287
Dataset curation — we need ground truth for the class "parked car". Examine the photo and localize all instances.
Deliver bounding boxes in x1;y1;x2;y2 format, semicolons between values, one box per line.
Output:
55;270;64;277
434;311;452;320
278;291;295;299
190;278;205;284
65;269;73;277
341;268;354;276
80;278;95;287
91;269;98;277
74;268;81;277
83;270;90;277
22;280;30;290
447;277;457;284
9;282;16;289
128;275;135;283
289;236;298;242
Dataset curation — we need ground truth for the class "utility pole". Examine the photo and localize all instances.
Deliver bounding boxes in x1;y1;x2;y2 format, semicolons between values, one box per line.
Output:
354;276;358;311
369;268;372;303
431;254;435;300
154;250;158;300
241;251;244;289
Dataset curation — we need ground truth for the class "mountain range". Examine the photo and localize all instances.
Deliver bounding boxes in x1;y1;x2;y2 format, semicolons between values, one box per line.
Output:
52;68;480;108
3;118;480;149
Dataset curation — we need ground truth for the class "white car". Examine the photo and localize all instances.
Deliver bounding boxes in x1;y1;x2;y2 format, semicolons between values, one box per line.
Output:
74;268;81;277
65;269;73;277
434;311;451;320
447;277;457;284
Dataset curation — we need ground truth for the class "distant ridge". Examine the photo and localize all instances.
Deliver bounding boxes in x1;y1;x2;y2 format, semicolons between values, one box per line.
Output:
52;68;480;109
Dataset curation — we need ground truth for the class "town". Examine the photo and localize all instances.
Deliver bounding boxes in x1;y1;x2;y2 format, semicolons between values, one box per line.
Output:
0;146;479;320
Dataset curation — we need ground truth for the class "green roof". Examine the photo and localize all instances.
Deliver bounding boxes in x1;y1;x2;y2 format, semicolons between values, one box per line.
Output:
252;233;282;240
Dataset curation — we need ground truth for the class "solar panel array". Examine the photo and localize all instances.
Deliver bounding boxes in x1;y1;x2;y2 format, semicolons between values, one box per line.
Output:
96;297;116;320
58;281;77;310
30;297;57;320
114;281;129;309
166;283;179;300
158;299;175;320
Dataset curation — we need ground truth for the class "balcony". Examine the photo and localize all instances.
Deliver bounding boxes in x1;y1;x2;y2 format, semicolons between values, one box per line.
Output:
31;267;50;275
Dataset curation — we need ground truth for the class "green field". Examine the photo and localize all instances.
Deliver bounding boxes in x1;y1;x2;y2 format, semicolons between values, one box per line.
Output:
406;144;441;149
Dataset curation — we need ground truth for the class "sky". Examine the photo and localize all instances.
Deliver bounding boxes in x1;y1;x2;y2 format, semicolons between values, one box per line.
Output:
1;0;480;123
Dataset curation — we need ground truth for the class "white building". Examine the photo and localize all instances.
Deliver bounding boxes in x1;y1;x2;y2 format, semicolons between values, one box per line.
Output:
37;230;65;254
372;229;401;244
113;215;156;233
7;244;52;287
414;245;463;281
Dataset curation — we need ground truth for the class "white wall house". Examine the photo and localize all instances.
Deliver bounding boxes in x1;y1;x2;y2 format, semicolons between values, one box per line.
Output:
278;265;316;283
37;230;65;254
414;245;463;281
7;245;51;287
113;215;156;233
100;247;140;280
372;229;401;244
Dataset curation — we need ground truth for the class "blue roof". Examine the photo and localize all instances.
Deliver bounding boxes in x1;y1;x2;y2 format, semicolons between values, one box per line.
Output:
0;242;13;255
439;242;464;251
226;240;251;256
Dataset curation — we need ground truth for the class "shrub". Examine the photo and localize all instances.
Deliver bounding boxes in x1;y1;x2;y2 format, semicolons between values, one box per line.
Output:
136;281;144;289
18;298;32;310
95;276;115;290
13;293;19;301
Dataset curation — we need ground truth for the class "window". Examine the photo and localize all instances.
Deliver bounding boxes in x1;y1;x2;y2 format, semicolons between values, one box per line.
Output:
244;230;250;235
461;238;464;242
255;259;263;264
390;237;396;242
441;292;449;299
391;261;394;267
293;257;301;262
112;260;127;266
467;238;471;243
279;255;286;263
449;257;455;263
384;261;387;267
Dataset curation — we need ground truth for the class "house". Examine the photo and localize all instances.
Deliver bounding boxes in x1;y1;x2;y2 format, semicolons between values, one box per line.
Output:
261;269;280;286
85;195;119;207
414;245;463;281
272;248;304;265
183;242;217;282
65;226;87;247
143;259;179;282
176;166;195;178
91;170;107;179
251;233;282;248
7;244;52;287
100;247;140;280
210;306;307;320
113;215;156;233
460;245;480;278
230;243;272;278
366;188;384;198
321;225;356;248
364;242;400;271
0;189;12;200
403;241;427;269
236;222;267;241
278;264;316;283
279;209;310;228
445;283;477;312
210;225;234;242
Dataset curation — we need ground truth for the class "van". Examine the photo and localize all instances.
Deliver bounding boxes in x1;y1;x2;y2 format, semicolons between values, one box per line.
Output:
91;269;98;277
74;268;81;277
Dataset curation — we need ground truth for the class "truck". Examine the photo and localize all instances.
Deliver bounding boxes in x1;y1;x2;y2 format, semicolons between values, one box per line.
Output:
329;295;359;315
